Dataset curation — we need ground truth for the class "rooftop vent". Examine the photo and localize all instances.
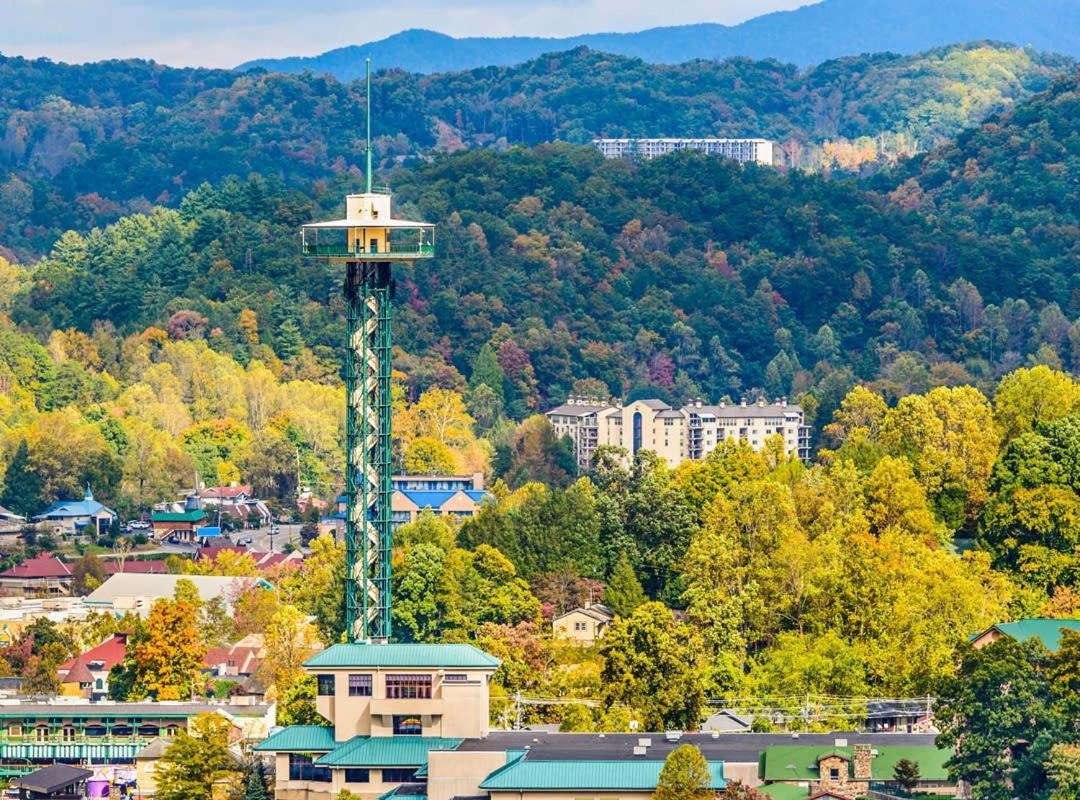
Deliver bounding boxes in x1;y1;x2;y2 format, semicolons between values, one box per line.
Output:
835;739;847;747
638;738;652;747
665;731;683;742
633;746;647;756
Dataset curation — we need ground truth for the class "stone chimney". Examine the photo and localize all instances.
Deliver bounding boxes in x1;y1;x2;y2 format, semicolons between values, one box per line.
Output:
853;744;873;780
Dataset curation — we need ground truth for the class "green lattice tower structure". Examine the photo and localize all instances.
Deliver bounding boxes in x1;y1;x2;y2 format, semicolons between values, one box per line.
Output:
300;60;435;642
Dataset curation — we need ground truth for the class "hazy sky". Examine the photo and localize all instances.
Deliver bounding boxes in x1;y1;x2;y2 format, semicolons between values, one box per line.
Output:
2;0;816;68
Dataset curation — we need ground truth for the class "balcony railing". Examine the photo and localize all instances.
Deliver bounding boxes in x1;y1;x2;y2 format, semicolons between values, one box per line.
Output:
301;243;435;259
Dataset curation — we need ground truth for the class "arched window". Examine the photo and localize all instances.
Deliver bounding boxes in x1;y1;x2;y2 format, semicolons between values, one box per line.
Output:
632;412;643;454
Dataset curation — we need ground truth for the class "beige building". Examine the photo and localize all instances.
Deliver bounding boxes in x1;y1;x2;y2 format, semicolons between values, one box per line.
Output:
255;643;500;800
547;396;811;470
552;603;615;645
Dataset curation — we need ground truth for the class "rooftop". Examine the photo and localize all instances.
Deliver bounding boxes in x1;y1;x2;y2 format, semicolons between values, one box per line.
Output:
0;554;71;580
480;758;726;791
972;618;1080;653
0;701;269;718
12;764;93;794
32;487;115;521
254;725;336;753
315;736;463;767
760;744;950;782
305;643;500;669
85;573;271;607
151;510;208;523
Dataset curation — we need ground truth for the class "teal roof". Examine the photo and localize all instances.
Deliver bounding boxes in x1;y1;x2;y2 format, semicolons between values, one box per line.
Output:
760;745;950;782
315;736;462;767
378;788;426;800
480;759;726;791
305;643;499;669
253;725;335;752
972;619;1080;653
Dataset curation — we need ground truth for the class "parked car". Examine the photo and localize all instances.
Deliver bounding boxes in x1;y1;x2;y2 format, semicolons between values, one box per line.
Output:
236;536;253;546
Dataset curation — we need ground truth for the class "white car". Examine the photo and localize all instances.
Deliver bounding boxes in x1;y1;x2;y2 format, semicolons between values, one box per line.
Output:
236;536;253;546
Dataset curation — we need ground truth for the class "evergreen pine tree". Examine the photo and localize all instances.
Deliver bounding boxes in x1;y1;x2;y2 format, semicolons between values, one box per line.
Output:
469;342;506;403
603;552;647;617
243;758;271;800
275;319;305;362
0;440;41;518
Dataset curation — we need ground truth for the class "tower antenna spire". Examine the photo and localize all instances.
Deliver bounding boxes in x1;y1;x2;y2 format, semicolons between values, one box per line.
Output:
365;58;373;194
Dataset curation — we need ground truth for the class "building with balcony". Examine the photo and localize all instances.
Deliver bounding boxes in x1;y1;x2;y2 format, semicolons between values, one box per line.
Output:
547;396;812;470
0;701;271;780
593;138;775;165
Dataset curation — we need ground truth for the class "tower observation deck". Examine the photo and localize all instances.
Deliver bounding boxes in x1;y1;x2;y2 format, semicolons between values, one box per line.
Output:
301;60;434;643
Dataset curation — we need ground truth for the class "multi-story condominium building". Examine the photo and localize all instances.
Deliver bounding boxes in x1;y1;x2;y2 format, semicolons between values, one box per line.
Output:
547;396;812;470
593;138;775;165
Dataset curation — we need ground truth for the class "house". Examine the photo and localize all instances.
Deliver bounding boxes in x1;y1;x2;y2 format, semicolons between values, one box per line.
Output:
0;555;73;597
320;476;491;538
703;709;753;733
0;505;26;528
862;699;936;733
970;618;1080;654
57;634;128;700
84;573;273;616
150;509;207;543
205;641;265;678
30;487;116;537
197;546;303;571
197;485;273;528
57;656;95;699
759;741;957;799
552;603;615;645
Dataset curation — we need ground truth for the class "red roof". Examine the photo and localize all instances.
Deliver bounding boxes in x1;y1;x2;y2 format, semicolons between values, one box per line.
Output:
197;548;302;569
204;644;263;675
58;634;127;673
62;655;95;685
199;486;252;499
0;554;71;579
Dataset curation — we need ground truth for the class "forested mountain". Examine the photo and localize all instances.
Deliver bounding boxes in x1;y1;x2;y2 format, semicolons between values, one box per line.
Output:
1;43;1069;258
5;63;1080;438
237;0;1080;77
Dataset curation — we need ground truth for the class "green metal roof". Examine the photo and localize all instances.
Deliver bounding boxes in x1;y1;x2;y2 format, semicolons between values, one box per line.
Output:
760;745;950;782
757;784;811;800
151;510;207;523
305;643;499;669
253;725;335;752
315;736;462;767
479;759;726;791
972;619;1080;653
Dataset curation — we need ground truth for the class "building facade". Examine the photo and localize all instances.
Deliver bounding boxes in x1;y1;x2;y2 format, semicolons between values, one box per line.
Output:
552;603;615;645
547;396;811;470
593;138;775;165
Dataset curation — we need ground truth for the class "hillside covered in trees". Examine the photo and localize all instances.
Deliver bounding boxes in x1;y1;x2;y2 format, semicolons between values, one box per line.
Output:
0;43;1071;257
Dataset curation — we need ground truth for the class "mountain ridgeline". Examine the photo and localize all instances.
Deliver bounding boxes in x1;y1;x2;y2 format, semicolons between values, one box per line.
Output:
237;0;1080;78
5;65;1080;438
0;43;1070;258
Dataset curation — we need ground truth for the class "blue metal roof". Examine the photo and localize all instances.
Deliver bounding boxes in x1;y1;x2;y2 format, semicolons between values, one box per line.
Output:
33;490;115;521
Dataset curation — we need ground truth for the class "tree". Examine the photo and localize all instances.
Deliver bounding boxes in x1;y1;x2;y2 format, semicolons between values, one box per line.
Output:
0;439;42;517
501;415;577;488
240;757;271;800
276;675;328;727
279;534;346;642
994;366;1079;442
602;602;705;731
131;596;206;700
893;759;921;791
718;783;766;800
403;436;457;475
602;553;646;617
263;604;321;699
155;713;241;800
71;553;108;595
654;744;712;800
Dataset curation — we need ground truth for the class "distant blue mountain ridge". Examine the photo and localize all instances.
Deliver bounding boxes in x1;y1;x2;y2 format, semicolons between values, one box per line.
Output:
237;0;1080;79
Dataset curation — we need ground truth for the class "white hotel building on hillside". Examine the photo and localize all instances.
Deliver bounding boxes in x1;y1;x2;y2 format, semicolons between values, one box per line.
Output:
546;396;811;470
593;138;775;165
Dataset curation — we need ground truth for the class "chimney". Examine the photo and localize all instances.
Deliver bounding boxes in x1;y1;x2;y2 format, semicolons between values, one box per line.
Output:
740;399;747;408
695;398;702;408
853;744;873;780
757;397;766;407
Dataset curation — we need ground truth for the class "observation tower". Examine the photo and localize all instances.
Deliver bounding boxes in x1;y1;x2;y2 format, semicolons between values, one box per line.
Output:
300;60;435;642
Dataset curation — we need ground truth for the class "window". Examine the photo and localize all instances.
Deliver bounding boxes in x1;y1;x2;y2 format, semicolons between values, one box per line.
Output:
574;621;587;631
393;715;423;735
348;674;372;697
35;726;50;742
344;769;370;783
385;674;432;699
829;768;840;780
289;754;331;783
382;769;417;783
138;725;159;737
62;727;76;742
443;673;468;683
316;675;335;696
84;725;106;738
7;726;20;738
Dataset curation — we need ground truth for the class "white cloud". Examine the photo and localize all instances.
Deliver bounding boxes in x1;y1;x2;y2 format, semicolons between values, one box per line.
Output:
0;0;816;67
